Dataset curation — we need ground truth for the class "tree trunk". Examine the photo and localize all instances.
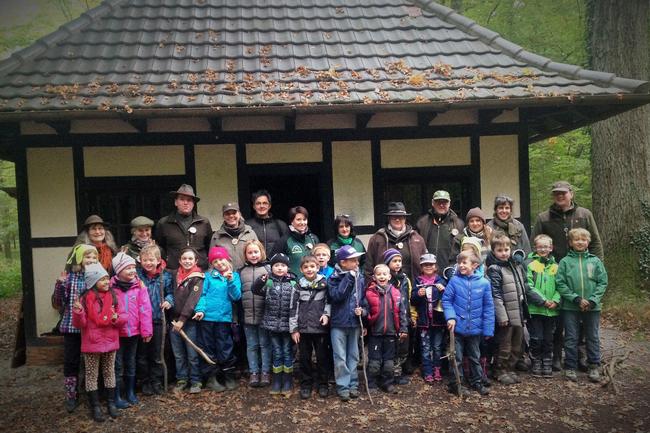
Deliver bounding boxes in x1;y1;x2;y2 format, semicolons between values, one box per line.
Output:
587;0;650;285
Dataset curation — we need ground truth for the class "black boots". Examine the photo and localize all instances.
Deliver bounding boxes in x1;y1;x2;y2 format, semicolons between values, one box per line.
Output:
88;390;105;423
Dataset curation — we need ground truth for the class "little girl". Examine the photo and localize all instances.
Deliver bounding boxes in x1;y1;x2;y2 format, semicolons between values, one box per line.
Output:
194;246;242;392
52;243;98;412
253;253;298;396
239;240;271;388
72;263;125;422
169;246;204;394
111;252;153;408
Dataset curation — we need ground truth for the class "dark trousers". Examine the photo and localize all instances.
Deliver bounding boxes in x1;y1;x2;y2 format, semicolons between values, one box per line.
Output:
63;333;82;377
199;321;236;378
449;334;481;388
116;336;139;378
368;335;396;388
494;325;523;374
529;315;557;364
298;333;329;389
136;321;165;385
563;310;601;369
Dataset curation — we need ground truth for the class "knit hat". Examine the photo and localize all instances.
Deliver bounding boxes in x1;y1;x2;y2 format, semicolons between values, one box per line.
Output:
461;237;482;257
130;215;154;228
270;253;290;266
382;248;402;265
112;252;136;276
419;253;437;265
66;244;98;266
465;207;486;223
335;245;365;262
208;246;230;263
84;263;109;290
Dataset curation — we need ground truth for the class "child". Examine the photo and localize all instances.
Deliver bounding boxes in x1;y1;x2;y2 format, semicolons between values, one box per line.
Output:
442;251;494;396
72;263;125;422
169;246;204;393
526;234;560;378
239;240;271;388
365;264;407;393
326;214;366;268
450;207;492;265
486;235;545;385
290;255;331;399
194;246;242;392
556;228;607;383
52;244;98;412
253;253;298;396
411;253;447;383
327;245;366;402
111;252;153;407
383;248;415;385
136;244;174;395
312;243;335;279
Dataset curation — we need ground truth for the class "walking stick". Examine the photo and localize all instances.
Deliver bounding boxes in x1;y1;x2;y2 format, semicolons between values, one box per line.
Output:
446;329;462;397
159;273;168;392
171;320;216;365
358;314;374;405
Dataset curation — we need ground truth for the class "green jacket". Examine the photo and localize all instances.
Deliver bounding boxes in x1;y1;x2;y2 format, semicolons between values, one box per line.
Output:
526;253;561;317
556;250;608;311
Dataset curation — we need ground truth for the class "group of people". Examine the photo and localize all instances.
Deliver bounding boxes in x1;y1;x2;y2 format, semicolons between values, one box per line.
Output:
52;181;607;422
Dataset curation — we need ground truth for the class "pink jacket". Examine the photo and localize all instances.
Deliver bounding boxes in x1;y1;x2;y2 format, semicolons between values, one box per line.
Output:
72;291;126;353
110;276;153;338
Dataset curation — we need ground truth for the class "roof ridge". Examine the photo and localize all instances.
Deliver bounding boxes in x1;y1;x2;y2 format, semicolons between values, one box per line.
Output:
0;0;129;76
417;0;649;93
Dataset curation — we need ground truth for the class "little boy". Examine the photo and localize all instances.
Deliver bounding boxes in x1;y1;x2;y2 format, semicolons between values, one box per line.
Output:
383;248;415;384
556;228;607;383
313;243;335;279
327;245;366;402
486;235;545;385
136;245;174;395
290;255;331;399
442;251;494;396
365;264;407;393
526;234;560;377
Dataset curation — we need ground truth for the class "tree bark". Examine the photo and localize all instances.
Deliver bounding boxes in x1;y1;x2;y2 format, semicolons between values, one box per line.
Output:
587;0;650;285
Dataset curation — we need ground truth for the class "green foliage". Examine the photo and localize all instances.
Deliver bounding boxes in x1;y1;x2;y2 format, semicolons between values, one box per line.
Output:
0;256;21;298
630;201;650;285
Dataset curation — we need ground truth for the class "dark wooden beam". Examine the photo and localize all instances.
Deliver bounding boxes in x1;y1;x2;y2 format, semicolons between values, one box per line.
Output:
417;112;438;127
478;109;504;125
43;121;70;136
125;119;147;133
356;113;374;129
285;112;296;131
208;117;222;134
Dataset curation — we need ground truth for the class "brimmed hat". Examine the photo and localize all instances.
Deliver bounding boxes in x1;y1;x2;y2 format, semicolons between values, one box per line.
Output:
382;248;402;265
419;253;437;265
130;216;154;228
83;215;109;228
270;253;290;266
170;184;200;202
112;252;136;276
222;202;240;213
551;181;573;193
208;246;230;263
335;245;365;262
384;202;411;216
84;263;109;290
465;207;486;224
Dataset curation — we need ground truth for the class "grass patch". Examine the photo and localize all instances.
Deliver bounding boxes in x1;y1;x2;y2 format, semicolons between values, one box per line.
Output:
602;290;650;332
0;256;21;298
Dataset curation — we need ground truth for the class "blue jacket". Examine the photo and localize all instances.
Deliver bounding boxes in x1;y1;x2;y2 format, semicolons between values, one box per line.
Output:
195;269;242;322
137;267;174;322
327;266;367;328
442;272;494;337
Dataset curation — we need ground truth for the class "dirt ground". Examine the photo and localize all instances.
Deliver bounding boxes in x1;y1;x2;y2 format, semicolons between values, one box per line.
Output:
1;295;649;433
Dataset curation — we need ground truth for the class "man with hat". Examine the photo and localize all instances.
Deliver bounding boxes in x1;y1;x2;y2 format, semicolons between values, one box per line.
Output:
416;190;465;272
155;184;213;270
121;216;156;260
210;202;258;270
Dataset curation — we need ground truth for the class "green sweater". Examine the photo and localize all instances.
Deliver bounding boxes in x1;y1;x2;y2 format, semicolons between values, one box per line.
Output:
556;250;608;311
526;253;561;317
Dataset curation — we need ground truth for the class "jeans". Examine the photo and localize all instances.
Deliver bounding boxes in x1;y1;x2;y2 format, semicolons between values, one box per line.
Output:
528;315;557;363
244;324;271;374
330;327;360;395
269;332;293;373
169;320;202;384
419;327;444;377
136;321;164;385
115;336;139;378
450;334;481;388
298;333;329;388
368;335;396;388
563;310;601;369
199;321;236;378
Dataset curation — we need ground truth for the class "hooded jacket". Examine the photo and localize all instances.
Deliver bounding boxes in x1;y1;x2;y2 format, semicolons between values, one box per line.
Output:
137;265;174;323
252;273;298;333
289;274;330;334
365;281;407;336
526;253;561;317
327;266;367;329
195;269;242;322
73;289;126;353
273;229;320;277
556;250;608;312
442;272;494;337
110;276;153;338
416;209;465;270
246;215;289;256
171;271;204;323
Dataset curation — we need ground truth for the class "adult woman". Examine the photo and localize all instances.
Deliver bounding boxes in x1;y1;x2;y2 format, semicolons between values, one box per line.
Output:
326;214;366;268
209;202;258;271
272;206;319;277
74;215;117;273
120;216;156;261
487;195;531;255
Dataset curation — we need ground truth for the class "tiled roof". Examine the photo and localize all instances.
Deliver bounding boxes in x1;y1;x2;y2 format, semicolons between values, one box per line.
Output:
0;0;647;118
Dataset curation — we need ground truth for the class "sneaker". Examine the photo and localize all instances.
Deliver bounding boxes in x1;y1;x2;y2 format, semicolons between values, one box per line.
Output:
396;375;410;385
174;380;188;393
260;372;271;387
424;375;434;384
472;384;490;396
542;366;553;378
318;385;329;398
188;382;202;394
349;389;359;399
564;369;578;382
531;361;543;377
300;388;311;400
249;372;260;388
588;366;601;383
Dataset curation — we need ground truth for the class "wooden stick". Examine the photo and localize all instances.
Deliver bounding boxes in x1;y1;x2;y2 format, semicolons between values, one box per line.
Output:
172;320;216;365
358;315;374;405
448;329;462;397
159;273;168;392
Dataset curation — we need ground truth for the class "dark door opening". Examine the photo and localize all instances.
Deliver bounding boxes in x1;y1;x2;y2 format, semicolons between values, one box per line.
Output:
248;172;324;241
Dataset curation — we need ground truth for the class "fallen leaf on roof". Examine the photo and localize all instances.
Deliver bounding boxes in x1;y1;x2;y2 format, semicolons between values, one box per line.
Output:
408;73;426;86
405;6;422;17
432;62;453;77
296;65;311;77
143;95;156;105
386;60;411;75
414;95;428;103
335;7;345;14
124;104;133;114
99;101;111;111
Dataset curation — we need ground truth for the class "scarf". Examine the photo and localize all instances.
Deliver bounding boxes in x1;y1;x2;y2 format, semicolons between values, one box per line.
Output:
289;224;309;235
337;235;354;246
130;237;152;249
93;242;114;273
176;212;193;232
85;289;116;327
491;215;522;245
114;278;135;292
177;264;201;285
418;274;439;320
465;227;485;239
224;219;245;238
386;224;407;239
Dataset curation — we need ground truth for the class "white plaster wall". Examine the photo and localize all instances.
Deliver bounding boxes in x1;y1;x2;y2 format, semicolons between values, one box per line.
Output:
332;141;374;226
194;144;238;225
296;114;356;130
33;247;70;336
480;135;521;216
381;137;471;168
84;145;185;177
223;116;284;131
147;118;211;132
27;148;77;237
246;142;322;164
71;119;138;133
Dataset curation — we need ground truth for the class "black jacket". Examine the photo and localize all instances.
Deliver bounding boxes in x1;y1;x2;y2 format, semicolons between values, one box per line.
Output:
155;212;212;270
246;215;289;256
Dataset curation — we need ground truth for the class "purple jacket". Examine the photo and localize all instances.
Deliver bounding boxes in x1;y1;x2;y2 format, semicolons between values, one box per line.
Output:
110;276;153;338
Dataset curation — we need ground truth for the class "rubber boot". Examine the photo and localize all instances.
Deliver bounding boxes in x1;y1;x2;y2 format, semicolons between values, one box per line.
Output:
64;376;79;413
224;370;238;391
281;370;293;396
125;376;140;405
269;372;283;395
105;388;119;419
206;375;226;392
114;380;131;409
88;390;105;423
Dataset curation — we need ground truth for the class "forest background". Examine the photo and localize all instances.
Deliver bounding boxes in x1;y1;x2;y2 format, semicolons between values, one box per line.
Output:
0;0;647;324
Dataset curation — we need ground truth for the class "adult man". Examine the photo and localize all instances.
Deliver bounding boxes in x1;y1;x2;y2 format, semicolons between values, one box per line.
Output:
155;184;213;270
210;202;258;270
245;189;288;255
416;190;465;272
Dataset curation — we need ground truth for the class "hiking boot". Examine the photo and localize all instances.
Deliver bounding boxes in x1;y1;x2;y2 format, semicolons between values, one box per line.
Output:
510;372;522;383
383;383;397;394
64;397;79;413
206;376;226;392
174;380;188;393
396;375;410;385
552;357;562;372
105;388;119;419
318;385;329;398
564;369;577;382
270;372;283;395
249;372;260;388
87;390;105;423
424;375;434;384
433;367;443;382
338;391;350;402
531;360;543;377
497;372;517;385
349;388;359;399
225;372;238;391
300;387;311;399
260;372;271;387
472;384;490;396
515;358;530;372
542;365;553;378
189;382;202;394
588;366;601;383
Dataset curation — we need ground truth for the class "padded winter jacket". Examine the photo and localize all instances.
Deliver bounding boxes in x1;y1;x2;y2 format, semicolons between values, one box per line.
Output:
327;236;367;268
171;271;204;323
442;272;495;337
253;273;298;333
526;253;561;317
209;222;259;271
289;274;330;334
556;250;608;312
195;269;242;322
327;266;367;329
411;275;447;328
73;290;126;353
137;266;174;322
365;282;406;336
239;262;269;325
110;276;153;338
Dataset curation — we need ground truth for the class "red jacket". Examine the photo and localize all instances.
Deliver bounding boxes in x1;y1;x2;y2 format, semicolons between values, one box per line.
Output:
365;282;406;336
72;290;126;353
